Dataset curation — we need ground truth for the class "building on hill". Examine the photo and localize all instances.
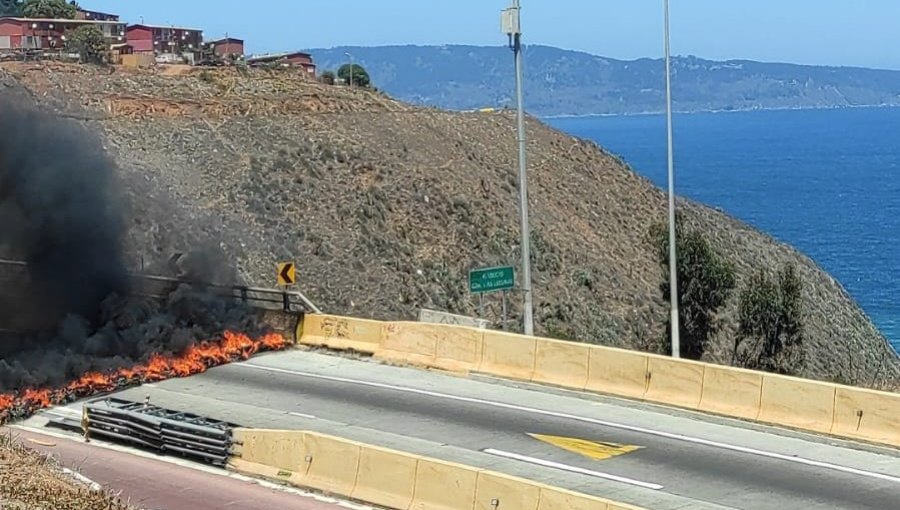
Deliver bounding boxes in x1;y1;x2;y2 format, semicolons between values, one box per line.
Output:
208;37;244;58
75;8;119;21
126;23;202;63
0;17;125;50
246;51;316;75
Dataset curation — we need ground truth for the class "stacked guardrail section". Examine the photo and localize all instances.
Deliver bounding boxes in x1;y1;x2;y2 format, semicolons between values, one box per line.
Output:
298;314;900;449
83;397;235;466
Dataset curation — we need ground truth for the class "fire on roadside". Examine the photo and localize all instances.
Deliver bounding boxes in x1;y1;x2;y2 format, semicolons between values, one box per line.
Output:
0;331;287;423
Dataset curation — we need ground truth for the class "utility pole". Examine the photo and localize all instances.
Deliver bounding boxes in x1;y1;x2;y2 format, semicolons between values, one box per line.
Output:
345;51;353;88
664;0;680;357
502;0;534;336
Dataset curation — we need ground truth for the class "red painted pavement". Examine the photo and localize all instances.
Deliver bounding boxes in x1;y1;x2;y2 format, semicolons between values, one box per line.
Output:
6;429;350;510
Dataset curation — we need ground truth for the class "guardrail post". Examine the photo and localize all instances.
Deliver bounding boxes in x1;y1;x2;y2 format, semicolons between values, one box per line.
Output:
282;292;290;312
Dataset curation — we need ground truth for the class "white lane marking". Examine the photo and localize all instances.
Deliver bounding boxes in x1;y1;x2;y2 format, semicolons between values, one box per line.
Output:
289;412;318;420
60;467;102;491
9;425;375;510
238;362;900;485
483;448;663;490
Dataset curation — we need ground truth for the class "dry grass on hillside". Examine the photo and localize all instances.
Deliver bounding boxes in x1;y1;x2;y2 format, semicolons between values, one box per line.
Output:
1;62;896;388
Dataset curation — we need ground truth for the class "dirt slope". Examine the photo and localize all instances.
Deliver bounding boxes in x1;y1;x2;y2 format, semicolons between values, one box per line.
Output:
1;62;896;386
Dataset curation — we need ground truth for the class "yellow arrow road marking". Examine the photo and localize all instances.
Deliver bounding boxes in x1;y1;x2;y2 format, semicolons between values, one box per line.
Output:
529;433;641;461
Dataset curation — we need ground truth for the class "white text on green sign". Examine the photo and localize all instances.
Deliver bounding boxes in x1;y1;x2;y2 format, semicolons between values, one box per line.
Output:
469;266;515;293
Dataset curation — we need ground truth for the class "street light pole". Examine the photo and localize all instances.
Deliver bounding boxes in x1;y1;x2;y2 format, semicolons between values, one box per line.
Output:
664;0;680;357
503;0;534;336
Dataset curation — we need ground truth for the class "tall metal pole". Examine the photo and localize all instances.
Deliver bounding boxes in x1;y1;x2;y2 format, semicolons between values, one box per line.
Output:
345;52;353;87
664;0;680;357
509;0;534;336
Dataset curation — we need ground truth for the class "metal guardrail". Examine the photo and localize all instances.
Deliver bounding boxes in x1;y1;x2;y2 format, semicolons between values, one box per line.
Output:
82;397;236;466
0;258;321;314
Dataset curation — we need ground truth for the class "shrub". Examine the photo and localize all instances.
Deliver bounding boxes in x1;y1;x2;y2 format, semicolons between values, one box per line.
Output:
66;25;106;64
319;70;335;85
337;63;371;88
651;214;735;359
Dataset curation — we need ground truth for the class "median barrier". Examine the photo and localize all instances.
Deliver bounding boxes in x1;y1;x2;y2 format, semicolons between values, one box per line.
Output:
376;321;438;366
433;324;484;372
352;445;419;509
698;365;763;420
409;458;480;510
831;386;900;447
301;432;362;496
231;429;306;477
298;314;383;353
758;374;836;434
585;346;649;399
537;485;612;510
477;330;537;380
474;471;541;510
644;356;706;409
531;338;590;389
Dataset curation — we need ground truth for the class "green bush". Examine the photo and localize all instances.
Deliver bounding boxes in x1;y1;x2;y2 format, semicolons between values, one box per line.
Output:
319;70;336;85
736;264;805;374
337;63;371;88
66;25;106;64
651;214;735;359
22;0;75;18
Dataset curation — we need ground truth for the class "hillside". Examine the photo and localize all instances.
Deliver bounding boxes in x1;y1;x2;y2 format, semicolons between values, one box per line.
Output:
0;62;896;387
309;45;900;116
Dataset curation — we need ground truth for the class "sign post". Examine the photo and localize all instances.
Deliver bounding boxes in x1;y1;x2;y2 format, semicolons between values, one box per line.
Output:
469;266;515;323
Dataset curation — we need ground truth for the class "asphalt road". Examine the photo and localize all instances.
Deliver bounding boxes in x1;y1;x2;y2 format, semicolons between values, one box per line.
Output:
18;350;900;510
4;428;367;510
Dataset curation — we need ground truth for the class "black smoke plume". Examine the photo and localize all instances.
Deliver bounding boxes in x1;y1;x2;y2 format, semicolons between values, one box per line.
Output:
0;96;264;393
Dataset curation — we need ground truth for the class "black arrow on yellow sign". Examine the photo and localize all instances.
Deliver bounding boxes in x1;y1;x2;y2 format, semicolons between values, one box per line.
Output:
277;262;296;286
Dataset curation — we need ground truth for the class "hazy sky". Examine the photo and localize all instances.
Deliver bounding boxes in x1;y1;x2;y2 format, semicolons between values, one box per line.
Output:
87;1;900;69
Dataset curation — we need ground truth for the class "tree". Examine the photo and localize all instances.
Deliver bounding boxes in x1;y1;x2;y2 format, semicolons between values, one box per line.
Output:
736;264;805;374
651;215;736;359
319;70;336;85
22;0;76;18
0;0;23;16
337;63;370;88
67;25;106;64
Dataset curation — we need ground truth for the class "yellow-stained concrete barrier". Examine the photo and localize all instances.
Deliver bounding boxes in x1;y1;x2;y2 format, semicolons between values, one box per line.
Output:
644;356;706;409
477;330;537;381
531;338;591;389
831;386;900;447
298;314;383;354
433;325;484;372
537;485;611;510
352;445;419;509
758;374;837;433
698;364;763;420
376;321;439;366
301;432;362;496
231;429;306;474
474;471;541;510
410;458;481;510
585;346;649;399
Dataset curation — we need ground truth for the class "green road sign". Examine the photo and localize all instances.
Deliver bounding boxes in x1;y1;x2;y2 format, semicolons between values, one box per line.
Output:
469;265;515;294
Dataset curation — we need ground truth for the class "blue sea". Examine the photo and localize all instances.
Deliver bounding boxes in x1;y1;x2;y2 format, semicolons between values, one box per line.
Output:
547;107;900;353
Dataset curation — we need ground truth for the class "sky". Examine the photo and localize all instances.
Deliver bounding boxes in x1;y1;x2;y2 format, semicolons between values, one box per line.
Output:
85;1;900;70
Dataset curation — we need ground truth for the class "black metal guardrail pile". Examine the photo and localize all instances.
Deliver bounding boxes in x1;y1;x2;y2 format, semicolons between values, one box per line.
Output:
82;397;237;466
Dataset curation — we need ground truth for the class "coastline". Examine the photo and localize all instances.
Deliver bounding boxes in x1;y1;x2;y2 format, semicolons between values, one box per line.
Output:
539;102;900;120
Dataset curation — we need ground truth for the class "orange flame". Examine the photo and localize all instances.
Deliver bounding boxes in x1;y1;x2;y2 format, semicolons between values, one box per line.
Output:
0;331;286;422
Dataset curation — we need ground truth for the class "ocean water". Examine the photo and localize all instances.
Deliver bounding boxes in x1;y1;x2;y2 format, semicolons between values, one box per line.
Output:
547;107;900;353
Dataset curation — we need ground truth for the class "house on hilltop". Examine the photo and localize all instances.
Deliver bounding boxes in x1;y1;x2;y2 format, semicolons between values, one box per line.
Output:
75;8;120;22
208;37;244;58
247;51;316;75
126;23;202;63
0;16;125;50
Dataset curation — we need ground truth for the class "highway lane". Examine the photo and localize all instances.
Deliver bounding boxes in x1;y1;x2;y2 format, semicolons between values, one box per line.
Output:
4;428;368;510
21;350;900;510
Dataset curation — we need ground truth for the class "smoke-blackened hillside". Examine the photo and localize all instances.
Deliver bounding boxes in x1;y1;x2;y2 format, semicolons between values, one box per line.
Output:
1;62;895;387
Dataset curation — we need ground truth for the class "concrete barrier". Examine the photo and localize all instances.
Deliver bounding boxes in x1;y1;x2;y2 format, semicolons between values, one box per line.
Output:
410;458;480;510
532;338;590;389
537;485;612;510
698;365;763;420
477;330;537;381
831;386;900;447
645;356;705;409
301;432;362;495
376;321;439;366
232;429;644;510
298;314;382;354
474;471;540;510
758;374;836;434
433;325;484;372
585;347;649;399
352;445;418;509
